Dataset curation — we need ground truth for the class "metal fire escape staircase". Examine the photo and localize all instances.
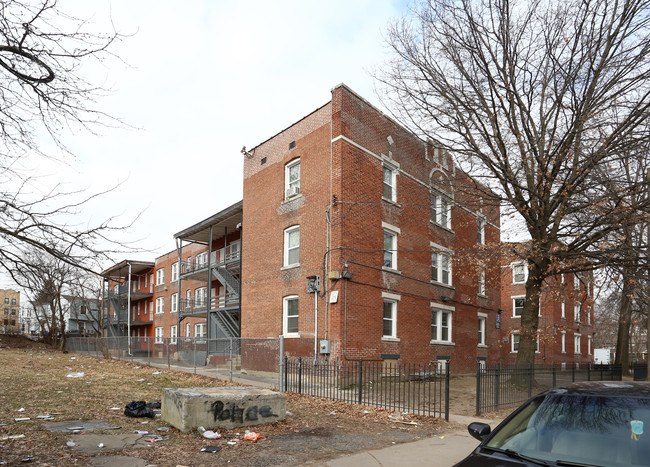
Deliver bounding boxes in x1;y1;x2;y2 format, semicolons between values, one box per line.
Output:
211;264;240;338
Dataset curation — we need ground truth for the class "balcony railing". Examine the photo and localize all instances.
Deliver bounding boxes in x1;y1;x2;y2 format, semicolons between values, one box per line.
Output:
181;244;240;275
180;293;239;315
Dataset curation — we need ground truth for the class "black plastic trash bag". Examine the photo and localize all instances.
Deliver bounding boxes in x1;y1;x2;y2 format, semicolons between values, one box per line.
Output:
124;400;154;418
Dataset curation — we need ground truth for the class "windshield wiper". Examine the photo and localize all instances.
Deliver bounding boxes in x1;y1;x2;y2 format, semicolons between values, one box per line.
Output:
482;447;551;466
555;461;602;467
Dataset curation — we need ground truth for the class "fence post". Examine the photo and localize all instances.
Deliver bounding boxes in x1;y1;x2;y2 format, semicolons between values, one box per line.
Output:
495;363;500;409
588;362;591;381
167;338;171;370
572;363;575;382
229;337;233;383
193;337;197;375
528;364;533;399
475;362;481;416
279;336;284;392
147;337;151;367
552;363;556;388
298;357;302;394
445;361;450;421
358;360;363;405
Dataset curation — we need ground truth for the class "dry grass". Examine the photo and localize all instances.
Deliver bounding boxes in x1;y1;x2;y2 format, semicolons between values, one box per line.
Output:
0;336;452;466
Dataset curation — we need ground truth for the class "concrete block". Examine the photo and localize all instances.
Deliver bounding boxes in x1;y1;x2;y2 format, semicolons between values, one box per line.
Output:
162;386;286;432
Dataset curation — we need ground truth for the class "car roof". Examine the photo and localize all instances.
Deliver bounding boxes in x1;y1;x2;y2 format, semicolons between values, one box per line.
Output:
543;381;650;397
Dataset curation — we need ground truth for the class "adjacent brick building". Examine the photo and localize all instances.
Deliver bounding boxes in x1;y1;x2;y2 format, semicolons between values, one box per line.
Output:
498;255;595;367
241;84;501;372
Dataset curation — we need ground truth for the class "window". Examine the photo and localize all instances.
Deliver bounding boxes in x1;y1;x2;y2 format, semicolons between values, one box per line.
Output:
283;296;299;336
431;192;451;229
144;274;148;288
478;266;486;296
186;323;191;337
575;333;581;354
478;313;487;346
513;262;526;283
195;323;207;339
513;297;525;317
431;244;452;285
11;298;16;305
574;273;580;289
588;336;592;355
3;298;7;304
155;297;164;314
196;252;208;269
284;226;300;267
561;301;566;319
285;159;301;198
80;305;87;315
156;268;165;285
587;306;591;325
431;308;452;343
382;164;397;202
383;229;398;270
561;273;565;285
195;287;207;307
561;331;566;353
149;274;154;288
10;309;15;315
383;297;398;339
171;293;178;313
574;302;581;322
4;308;7;315
145;301;150;315
477;217;485;245
511;333;539;352
170;325;177;344
171;262;179;282
155;327;163;343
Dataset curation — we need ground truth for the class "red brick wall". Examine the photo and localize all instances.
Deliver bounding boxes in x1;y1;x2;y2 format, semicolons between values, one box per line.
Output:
498;261;595;366
242;84;501;373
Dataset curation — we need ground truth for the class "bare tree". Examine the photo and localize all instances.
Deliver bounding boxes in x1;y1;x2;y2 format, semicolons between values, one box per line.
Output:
378;0;650;365
0;0;135;279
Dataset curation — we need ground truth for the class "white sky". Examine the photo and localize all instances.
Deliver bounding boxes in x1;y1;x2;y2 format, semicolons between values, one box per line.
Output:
28;0;409;270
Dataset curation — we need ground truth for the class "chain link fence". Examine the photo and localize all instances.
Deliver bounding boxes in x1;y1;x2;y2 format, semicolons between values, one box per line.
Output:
65;336;282;385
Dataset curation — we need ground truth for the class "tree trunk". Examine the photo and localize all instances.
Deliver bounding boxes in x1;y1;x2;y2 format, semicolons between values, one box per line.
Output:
515;261;547;368
614;272;633;370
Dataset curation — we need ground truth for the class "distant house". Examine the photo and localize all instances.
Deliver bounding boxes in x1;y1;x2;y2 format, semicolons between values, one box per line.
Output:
63;295;102;336
0;289;20;334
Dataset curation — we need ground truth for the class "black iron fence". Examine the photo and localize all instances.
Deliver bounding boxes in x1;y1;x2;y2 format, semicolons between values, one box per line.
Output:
283;357;449;420
476;363;622;415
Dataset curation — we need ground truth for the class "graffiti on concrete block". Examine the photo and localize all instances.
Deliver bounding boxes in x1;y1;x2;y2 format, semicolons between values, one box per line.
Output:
210;400;279;423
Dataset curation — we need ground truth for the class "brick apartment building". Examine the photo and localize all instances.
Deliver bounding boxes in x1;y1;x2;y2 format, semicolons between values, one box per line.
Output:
1;289;20;333
241;84;501;372
499;256;595;367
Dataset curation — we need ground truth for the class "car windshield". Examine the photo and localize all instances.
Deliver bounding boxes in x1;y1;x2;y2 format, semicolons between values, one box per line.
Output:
484;392;650;466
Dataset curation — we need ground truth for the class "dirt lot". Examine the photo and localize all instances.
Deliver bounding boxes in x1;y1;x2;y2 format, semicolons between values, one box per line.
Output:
0;336;481;466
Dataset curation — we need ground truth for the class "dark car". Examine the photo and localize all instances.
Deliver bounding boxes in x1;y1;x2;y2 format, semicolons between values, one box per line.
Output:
455;381;650;466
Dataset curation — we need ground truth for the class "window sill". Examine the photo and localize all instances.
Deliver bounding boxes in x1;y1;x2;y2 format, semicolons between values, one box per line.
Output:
477;344;488;348
430;281;454;289
429;221;454;233
430;340;455;346
512;315;521;319
281;264;301;271
282;194;303;204
382;267;401;275
381;197;401;207
283;334;300;339
381;337;400;343
477;294;487;299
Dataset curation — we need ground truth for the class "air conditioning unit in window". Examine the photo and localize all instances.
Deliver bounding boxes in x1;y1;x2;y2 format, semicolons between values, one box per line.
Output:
286;186;300;197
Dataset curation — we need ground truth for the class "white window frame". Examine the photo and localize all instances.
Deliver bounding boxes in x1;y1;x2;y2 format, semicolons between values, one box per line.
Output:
382;162;397;202
285;158;301;199
382;292;400;340
477;216;485;245
170;325;177;344
561;301;566;319
574;302;581;322
574;273;580;289
382;222;400;272
171;262;179;282
195;287;207;307
588;336;592;355
575;333;581;354
478;313;487;347
431;242;452;286
587;306;591;325
195;323;207;339
186;323;191;337
155;327;163;344
283;225;300;267
431;191;452;229
156;268;165;286
512;262;527;284
431;305;453;344
511;332;539;353
283;295;299;337
561;331;566;353
478;266;486;296
155;297;164;314
171;293;178;313
512;296;525;317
